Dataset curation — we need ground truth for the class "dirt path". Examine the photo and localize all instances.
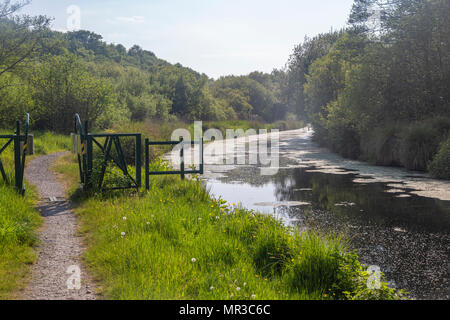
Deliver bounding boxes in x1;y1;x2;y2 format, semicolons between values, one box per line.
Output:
21;152;96;300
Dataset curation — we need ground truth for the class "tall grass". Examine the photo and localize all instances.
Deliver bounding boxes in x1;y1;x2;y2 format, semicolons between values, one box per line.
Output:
32;132;72;155
0;182;41;299
359;117;450;173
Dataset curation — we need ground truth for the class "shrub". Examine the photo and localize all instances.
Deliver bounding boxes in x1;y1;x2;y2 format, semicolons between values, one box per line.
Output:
400;123;439;171
361;125;402;166
427;116;450;141
429;135;450;180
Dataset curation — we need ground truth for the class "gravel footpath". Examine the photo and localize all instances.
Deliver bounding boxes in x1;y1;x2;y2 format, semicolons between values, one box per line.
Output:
21;152;96;300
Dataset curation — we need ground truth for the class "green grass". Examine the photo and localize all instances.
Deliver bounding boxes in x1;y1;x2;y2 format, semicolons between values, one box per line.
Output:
32;131;72;155
55;154;406;300
0;182;41;299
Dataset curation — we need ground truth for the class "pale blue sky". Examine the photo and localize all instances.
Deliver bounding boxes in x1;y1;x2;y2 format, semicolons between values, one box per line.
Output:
19;0;355;78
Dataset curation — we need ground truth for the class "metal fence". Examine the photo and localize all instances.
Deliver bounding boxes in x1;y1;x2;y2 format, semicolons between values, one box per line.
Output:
145;138;204;190
73;114;142;191
0;113;32;195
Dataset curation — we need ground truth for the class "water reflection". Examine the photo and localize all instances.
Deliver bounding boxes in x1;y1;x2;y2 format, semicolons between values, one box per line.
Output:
205;165;450;299
209;166;450;233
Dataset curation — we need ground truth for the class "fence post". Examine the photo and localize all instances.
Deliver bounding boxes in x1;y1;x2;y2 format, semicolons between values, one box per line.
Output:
180;138;185;180
145;138;149;190
135;134;142;189
200;137;204;175
19;113;29;195
14;120;21;192
85;120;94;191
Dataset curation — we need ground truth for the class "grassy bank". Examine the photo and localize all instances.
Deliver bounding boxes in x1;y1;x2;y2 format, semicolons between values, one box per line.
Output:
0;184;41;299
0;142;41;299
55;153;405;300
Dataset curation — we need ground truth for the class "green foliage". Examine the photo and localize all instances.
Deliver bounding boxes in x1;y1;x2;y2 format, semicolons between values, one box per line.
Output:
360;124;402;166
286;232;346;295
429;136;450;180
0;182;41;299
212;75;285;122
251;221;293;277
294;0;450;176
399;123;439;171
0;5;51;79
29;53;116;132
32;131;72;155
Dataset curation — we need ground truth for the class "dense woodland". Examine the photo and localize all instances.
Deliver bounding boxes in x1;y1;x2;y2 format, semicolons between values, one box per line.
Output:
0;0;449;178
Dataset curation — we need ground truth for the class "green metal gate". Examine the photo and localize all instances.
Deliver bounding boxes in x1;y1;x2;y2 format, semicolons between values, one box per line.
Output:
0;113;31;195
144;137;204;190
74;114;142;191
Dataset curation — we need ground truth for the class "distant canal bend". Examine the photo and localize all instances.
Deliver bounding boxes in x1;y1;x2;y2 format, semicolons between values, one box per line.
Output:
170;128;450;300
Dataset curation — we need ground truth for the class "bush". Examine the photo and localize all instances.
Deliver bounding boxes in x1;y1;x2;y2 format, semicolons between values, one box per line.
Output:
399;123;439;171
361;125;402;166
329;125;361;160
429;136;450;180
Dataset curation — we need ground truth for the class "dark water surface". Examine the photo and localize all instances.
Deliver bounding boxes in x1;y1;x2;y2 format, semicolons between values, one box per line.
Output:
203;138;450;300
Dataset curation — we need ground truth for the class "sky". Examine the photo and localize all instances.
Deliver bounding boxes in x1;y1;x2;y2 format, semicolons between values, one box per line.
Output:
19;0;355;79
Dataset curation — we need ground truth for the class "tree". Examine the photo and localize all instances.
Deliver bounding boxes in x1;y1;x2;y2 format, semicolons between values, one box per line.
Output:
0;1;51;82
30;54;114;132
285;31;343;120
172;75;189;115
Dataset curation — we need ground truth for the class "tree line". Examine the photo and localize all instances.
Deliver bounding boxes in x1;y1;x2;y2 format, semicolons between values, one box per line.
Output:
282;0;450;178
